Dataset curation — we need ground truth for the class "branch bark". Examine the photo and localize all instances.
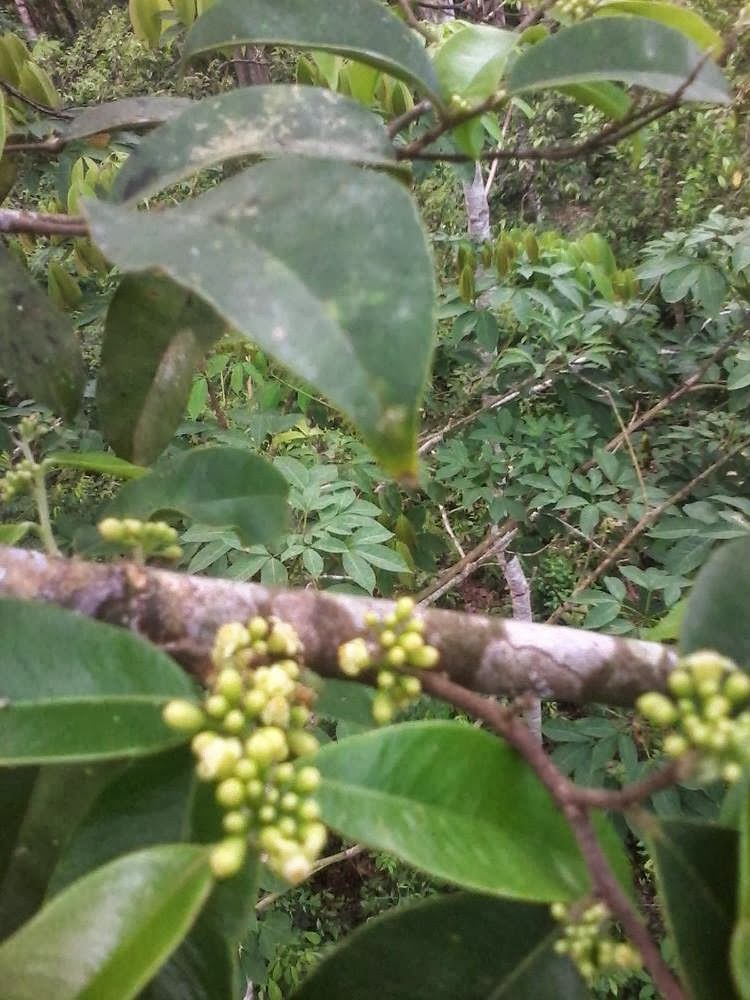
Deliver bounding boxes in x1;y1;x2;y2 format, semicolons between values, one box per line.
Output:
0;545;675;704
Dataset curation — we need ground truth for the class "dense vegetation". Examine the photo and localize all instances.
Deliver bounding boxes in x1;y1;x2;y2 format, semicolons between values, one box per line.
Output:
0;1;749;998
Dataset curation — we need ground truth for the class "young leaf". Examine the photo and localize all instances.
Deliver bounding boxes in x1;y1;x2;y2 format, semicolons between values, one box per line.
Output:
112;86;398;204
292;892;585;999
594;1;722;51
646;819;739;1000
0;844;213;1000
680;538;750;669
59;95;194;142
433;24;517;101
508;17;730;105
106;447;289;547
97;274;225;464
86;160;435;478
183;0;440;100
314;720;628;902
0;244;85;421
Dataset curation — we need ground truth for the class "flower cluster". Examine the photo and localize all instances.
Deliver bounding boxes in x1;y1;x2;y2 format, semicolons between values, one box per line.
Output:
338;597;440;724
554;0;601;19
551;901;641;983
637;650;750;784
162;615;326;883
0;458;40;502
98;517;182;561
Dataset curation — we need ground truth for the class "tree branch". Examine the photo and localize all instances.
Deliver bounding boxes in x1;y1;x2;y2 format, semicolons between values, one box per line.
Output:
0;209;88;237
0;545;676;704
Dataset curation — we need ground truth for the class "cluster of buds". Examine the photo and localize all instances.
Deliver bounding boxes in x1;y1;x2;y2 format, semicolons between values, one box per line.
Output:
554;0;601;19
338;597;440;725
98;517;182;561
551;901;641;983
163;615;326;884
637;650;750;784
0;458;40;502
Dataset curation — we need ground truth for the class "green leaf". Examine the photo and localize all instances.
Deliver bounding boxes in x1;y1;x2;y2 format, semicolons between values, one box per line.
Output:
315;678;376;734
594;1;722;51
0;844;213;1000
645;598;686;641
292;892;585;999
433;24;517;101
183;0;440;99
733;789;750;998
46;451;148;479
680;538;750;669
60;96;194;142
112;86;398;204
0;764;118;940
355;542;411;572
0;244;85;420
0;523;34;545
559;81;631;119
647;819;739;1000
693;262;727;316
97;274;225;464
314;721;628;902
342;550;376;593
0;599;192;764
86;160;435;478
508;17;730;105
107;447;288;547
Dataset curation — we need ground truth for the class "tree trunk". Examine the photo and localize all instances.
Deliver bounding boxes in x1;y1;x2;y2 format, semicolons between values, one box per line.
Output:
13;0;38;40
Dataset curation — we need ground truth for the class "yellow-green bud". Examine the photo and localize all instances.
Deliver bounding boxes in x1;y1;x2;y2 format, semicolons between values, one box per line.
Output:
636;692;677;727
386;646;406;668
212;622;250;664
243;689;267;717
248;616;269;640
686;651;732;685
162;699;205;733
667;669;693;697
408;645;439;669
373;692;394;725
259;804;277;824
296;766;321;793
210;837;247;879
663;733;689;758
276;762;297;785
206;694;230;719
287;730;320;758
338;637;371;677
378;670;396;689
280;791;299;812
235;758;258;781
723;761;743;783
704;695;730;721
196;737;242;781
725;672;750;704
246;778;264;802
394;597;416;620
278;816;298;838
399;631;424;653
301;822;328;857
98;517;125;542
216;778;245;808
216;668;244;702
223;810;249;834
261;695;291;729
402;676;422;697
380;629;397;649
298;798;321;821
281;853;313;885
223;709;246;734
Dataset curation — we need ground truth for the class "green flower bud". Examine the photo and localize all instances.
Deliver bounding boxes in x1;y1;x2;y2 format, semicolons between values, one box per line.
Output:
205;694;230;719
338;637;371;677
667;669;693;697
268;620;301;657
216;778;245;808
212;622;250;664
402;676;422;698
223;810;249;834
298;798;321;822
372;692;395;725
223;709;246;734
704;695;731;721
278;816;298;838
394;597;416;620
399;631;424;653
259;803;277;824
216;668;244;702
248;616;269;640
235;758;259;781
196;737;242;781
210;837;247;879
386;646;406;668
663;733;689;758
160;545;183;561
378;670;396;690
275;762;297;785
287;730;320;758
300;821;328;857
636;692;678;727
408;645;439;669
259;825;285;852
192;731;215;756
280;791;299;812
246;779;265;802
723;761;743;783
261;695;291;729
379;629;397;649
281;853;313;885
697;678;721;700
162;699;205;734
550;902;567;921
98;517;126;542
685;650;732;686
295;766;321;793
725;671;750;704
243;689;267;717
290;705;311;728
264;665;296;698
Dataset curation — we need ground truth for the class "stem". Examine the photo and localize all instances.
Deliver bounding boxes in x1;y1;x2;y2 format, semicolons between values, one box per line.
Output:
17;440;59;558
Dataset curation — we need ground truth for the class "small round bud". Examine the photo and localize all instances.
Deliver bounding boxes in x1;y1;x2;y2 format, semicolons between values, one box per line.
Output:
378;670;396;690
196;737;242;781
295;766;321;793
223;709;246;734
399;632;424;653
402;676;422;698
394;596;416;620
550;902;567;921
379;630;397;648
210;837;247;879
667;669;693;697
386;646;407;668
298;798;321;822
704;695;731;721
663;733;689;758
281;853;313;885
216;778;245;809
206;694;230;719
222;810;249;834
725;672;750;704
723;762;743;784
287;731;320;758
338;637;371;677
243;689;267;717
98;517;125;542
364;611;380;627
408;645;439;670
280;792;299;812
686;651;732;686
636;692;677;727
290;705;311;728
248;616;269;640
261;695;291;729
192;731;215;756
300;822;328;857
162;699;205;734
373;692;394;725
235;758;258;781
278;816;298;838
216;668;244;702
259;804;277;824
246;779;264;802
275;762;297;785
212;622;250;664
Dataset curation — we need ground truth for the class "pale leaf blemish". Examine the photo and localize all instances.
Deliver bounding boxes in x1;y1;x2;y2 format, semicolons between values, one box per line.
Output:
272;326;285;343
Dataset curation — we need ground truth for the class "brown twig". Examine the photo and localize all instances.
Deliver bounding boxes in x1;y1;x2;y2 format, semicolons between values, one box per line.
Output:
419;670;685;1000
0;79;73;120
547;438;750;623
415;523;516;604
204;372;230;430
0;209;88;237
396;0;439;42
387;98;432;138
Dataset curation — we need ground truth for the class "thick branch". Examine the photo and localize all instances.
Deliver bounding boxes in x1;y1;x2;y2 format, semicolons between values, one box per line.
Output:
0;546;675;704
0;210;87;237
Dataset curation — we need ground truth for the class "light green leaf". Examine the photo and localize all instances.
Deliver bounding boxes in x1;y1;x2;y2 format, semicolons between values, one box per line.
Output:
559;81;631;119
680;538;750;669
0;845;213;1000
342;550;376;593
508;17;730;104
292;892;585;999
433;23;517;101
97;274;225;464
0;244;85;421
60;96;194;142
46;451;148;479
184;0;440;99
647;819;739;1000
86;160;435;478
315;721;628;902
108;447;288;547
594;1;722;51
112;86;398;204
0;523;34;545
355;542;411;572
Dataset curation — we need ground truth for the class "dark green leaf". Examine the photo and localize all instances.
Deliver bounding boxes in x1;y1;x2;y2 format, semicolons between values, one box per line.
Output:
315;679;376;733
47;451;148;479
680;538;750;669
315;721;628;902
647;819;738;1000
732;788;750;997
183;0;439;99
97;274;225;464
0;244;85;420
508;17;730;104
113;86;397;204
0;844;213;1000
60;96;194;142
292;892;585;999
107;447;288;547
87;160;435;477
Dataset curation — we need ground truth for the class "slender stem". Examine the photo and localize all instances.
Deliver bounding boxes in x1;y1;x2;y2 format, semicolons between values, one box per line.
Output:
17;440;59;558
0;209;88;237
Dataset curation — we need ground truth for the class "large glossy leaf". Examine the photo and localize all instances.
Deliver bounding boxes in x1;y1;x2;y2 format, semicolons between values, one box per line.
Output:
595;1;722;51
183;0;439;99
292;892;585;999
647;819;738;1000
0;244;85;420
680;538;750;670
314;721;628;902
0;764;118;940
107;447;289;546
0;844;213;1000
97;274;225;464
86;160;435;477
112;86;398;204
59;96;194;142
508;17;730;105
433;23;517;101
0;599;192;764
